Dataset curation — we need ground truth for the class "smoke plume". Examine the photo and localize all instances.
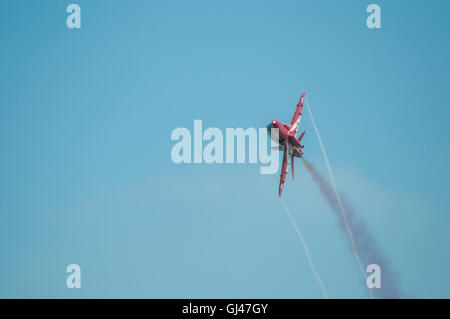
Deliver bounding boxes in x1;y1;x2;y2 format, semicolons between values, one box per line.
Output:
302;158;402;298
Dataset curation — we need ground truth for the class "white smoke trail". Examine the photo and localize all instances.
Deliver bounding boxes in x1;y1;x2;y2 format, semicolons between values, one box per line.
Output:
304;97;373;298
280;197;329;299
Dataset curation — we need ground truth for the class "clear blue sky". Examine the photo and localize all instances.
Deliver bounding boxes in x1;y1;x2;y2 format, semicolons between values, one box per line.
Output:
1;0;449;298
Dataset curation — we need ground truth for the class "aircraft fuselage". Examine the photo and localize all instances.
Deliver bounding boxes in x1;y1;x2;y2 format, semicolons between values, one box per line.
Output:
267;120;303;158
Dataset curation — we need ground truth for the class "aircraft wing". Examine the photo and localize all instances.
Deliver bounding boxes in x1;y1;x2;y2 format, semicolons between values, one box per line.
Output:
279;146;290;196
288;92;306;136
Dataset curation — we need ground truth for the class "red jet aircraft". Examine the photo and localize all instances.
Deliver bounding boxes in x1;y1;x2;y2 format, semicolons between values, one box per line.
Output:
267;92;306;196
